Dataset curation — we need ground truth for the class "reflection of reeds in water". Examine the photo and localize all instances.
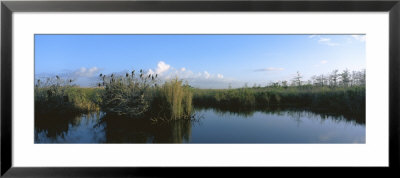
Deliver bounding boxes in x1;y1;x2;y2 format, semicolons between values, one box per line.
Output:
35;111;106;143
193;106;364;125
101;114;193;143
35;71;364;125
193;86;365;124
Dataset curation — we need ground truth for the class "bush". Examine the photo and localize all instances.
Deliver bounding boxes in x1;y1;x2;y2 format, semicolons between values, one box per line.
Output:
99;70;157;118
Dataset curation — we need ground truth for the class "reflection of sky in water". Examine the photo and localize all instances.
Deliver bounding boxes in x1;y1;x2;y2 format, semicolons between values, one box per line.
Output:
35;110;365;143
191;110;365;143
35;112;106;143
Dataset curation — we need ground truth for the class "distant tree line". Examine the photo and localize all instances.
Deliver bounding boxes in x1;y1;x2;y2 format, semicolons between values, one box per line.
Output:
262;69;365;88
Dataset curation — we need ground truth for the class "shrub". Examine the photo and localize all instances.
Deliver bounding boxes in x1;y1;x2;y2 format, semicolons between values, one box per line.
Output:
99;70;157;118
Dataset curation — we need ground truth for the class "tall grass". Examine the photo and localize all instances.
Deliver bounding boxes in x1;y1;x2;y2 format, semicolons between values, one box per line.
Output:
150;78;193;121
193;86;365;116
35;77;102;113
36;70;364;122
36;73;194;121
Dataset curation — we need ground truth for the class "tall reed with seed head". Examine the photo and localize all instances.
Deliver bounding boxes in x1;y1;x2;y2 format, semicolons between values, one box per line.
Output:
99;68;158;118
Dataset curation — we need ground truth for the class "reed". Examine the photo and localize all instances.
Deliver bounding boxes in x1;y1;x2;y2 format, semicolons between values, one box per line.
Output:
98;70;193;121
34;77;102;113
35;70;364;122
150;78;193;121
192;86;365;116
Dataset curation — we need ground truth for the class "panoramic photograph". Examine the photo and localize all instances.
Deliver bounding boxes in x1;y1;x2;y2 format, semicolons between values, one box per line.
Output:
34;34;366;143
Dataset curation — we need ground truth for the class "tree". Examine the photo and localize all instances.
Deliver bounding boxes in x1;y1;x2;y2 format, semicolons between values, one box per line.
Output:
353;69;366;86
292;71;302;86
340;69;351;87
311;75;318;86
269;82;280;88
351;71;357;86
361;69;366;85
281;80;288;88
321;74;328;86
330;69;339;87
314;74;326;87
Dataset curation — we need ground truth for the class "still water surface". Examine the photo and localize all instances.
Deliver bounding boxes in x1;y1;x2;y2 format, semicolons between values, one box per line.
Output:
35;109;365;143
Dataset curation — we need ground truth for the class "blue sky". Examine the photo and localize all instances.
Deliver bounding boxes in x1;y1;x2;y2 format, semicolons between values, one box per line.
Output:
35;34;365;88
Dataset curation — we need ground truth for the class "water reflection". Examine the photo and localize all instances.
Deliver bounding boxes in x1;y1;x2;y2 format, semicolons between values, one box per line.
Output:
101;115;192;143
35;112;106;143
190;109;365;143
195;106;365;124
35;108;365;143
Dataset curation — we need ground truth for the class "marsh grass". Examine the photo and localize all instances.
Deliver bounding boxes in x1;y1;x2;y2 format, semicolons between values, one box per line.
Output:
34;77;102;113
35;70;365;123
193;86;365;118
98;70;194;121
149;78;193;121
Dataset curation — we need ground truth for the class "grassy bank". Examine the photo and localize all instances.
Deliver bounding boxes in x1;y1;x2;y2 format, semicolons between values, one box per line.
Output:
35;70;194;122
192;86;365;117
35;85;102;114
35;71;365;122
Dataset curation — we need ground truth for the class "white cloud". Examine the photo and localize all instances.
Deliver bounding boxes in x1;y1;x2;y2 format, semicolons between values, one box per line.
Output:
318;37;339;46
203;71;211;79
147;61;228;86
254;67;284;72
311;34;365;46
309;35;339;46
155;61;170;75
320;60;328;64
318;38;330;42
73;67;100;77
351;35;366;42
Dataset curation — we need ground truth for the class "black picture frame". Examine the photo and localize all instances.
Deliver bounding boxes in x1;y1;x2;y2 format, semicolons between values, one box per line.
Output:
1;0;399;177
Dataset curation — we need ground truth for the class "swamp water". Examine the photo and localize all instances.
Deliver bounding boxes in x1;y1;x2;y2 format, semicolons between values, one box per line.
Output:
35;108;365;143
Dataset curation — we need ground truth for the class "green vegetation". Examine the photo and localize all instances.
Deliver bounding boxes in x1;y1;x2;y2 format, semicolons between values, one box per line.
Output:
35;69;365;122
35;77;102;114
99;70;156;118
193;69;366;118
35;69;195;121
98;69;193;121
150;78;193;121
193;86;365;118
